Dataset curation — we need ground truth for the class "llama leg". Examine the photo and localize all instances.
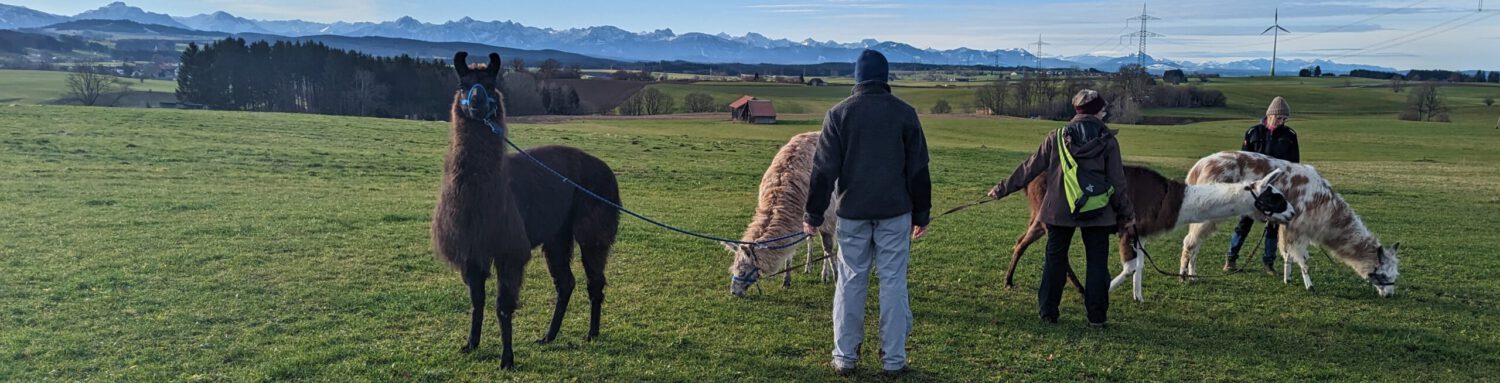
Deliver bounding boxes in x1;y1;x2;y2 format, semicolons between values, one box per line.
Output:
1282;239;1293;285
1180;221;1219;282
1007;219;1046;289
1289;240;1313;291
1109;232;1133;291
580;242;611;341
537;237;575;345
1116;229;1134;292
1132;257;1144;302
1064;259;1086;297
461;266;489;353
494;258;525;370
804;240;814;274
782;256;793;289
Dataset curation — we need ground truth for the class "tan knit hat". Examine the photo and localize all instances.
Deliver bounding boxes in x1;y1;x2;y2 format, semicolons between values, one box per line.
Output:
1266;96;1290;116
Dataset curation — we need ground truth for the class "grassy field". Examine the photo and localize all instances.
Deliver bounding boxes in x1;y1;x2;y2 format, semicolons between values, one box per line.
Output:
654;76;1500;124
2;93;1499;382
0;70;178;105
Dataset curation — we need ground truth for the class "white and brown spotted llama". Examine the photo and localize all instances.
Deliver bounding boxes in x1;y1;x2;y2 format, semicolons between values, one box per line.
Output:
1180;151;1402;297
727;132;839;297
1006;165;1296;302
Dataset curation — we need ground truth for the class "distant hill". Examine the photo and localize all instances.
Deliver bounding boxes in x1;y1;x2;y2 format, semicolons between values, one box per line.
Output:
71;1;188;29
232;33;626;67
0;3;68;29
17;19;625;68
35;19;228;39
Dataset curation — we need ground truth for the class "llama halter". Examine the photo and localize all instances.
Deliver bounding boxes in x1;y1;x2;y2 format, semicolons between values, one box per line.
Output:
460;83;500;125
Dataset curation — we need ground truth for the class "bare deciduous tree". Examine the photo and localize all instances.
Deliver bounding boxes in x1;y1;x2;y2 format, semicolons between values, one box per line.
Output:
974;80;1010;116
1399;84;1450;122
349;69;389;116
65;64;131;106
682;92;715;113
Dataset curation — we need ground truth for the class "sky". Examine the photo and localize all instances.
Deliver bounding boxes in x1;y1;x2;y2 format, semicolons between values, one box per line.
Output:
13;0;1500;69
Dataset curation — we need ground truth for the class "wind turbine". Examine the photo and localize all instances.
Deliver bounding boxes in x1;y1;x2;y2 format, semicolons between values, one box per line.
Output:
1262;8;1290;77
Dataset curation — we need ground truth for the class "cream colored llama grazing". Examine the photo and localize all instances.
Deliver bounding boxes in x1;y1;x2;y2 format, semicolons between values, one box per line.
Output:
727;132;839;297
1180;151;1402;297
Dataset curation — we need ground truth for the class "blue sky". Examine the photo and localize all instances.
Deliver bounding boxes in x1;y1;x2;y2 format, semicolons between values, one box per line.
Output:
14;0;1500;69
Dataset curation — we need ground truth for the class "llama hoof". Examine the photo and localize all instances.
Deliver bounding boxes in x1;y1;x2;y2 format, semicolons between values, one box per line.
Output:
1004;282;1015;290
500;355;516;370
460;343;478;353
585;332;600;342
534;337;555;345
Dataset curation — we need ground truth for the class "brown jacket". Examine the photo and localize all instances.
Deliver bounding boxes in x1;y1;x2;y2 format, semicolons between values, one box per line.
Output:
991;115;1134;227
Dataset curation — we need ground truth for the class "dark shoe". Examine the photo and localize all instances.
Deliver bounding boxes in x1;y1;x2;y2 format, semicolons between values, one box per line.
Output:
1087;321;1108;329
1262;260;1277;275
882;366;911;378
832;361;855;377
1223;259;1239;272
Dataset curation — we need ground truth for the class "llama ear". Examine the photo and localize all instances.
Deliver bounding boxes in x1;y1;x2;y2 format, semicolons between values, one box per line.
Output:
453;52;470;77
1265;168;1286;183
1391;242;1401;252
487;53;502;77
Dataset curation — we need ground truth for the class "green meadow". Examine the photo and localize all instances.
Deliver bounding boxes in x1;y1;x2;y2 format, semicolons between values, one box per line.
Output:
0;70;177;105
2;76;1499;381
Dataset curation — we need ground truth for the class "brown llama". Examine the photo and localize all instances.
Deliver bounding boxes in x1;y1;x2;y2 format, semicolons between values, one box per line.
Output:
431;52;620;370
1004;165;1294;301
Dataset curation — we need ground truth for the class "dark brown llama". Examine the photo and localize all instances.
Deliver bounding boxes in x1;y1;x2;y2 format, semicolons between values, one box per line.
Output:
1002;165;1292;301
432;52;620;370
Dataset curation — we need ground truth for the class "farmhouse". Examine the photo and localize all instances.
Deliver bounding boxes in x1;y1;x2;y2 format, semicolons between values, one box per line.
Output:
729;95;777;124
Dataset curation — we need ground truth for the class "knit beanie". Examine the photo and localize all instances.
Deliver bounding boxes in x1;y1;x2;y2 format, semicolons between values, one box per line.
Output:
1073;89;1108;115
1266;96;1290;116
854;50;889;83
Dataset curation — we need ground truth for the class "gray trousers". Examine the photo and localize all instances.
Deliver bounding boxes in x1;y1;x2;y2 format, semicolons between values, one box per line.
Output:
831;213;912;371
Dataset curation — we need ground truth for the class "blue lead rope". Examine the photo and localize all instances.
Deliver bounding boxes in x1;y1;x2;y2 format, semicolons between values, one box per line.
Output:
483;119;810;250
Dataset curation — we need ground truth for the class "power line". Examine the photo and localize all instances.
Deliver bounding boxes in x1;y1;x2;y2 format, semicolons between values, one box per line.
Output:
1122;2;1164;67
1280;0;1433;43
1326;9;1487;60
1328;10;1499;60
1028;34;1051;65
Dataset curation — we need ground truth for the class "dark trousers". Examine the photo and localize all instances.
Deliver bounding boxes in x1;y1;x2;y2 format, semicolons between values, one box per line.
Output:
1227;216;1279;264
1040;224;1111;324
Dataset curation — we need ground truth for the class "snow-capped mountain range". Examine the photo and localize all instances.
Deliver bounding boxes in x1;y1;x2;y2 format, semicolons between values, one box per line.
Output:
0;2;1399;74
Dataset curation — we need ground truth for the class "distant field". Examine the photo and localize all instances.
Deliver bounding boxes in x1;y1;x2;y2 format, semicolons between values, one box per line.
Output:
2;99;1498;381
0;69;178;106
652;76;1500;125
648;82;975;114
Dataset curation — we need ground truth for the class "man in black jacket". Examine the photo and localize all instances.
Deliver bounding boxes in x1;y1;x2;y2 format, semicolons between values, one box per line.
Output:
1226;96;1300;273
803;49;931;378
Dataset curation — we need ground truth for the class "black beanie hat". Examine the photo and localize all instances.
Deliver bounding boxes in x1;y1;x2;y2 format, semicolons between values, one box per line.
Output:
855;50;889;83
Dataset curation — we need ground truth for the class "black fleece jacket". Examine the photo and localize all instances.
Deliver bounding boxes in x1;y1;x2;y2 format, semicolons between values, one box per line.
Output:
804;81;932;227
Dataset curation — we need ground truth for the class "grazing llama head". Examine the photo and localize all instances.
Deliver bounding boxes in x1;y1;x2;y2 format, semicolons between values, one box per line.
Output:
452;51;504;121
726;243;764;297
1248;168;1296;223
1370;242;1401;297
